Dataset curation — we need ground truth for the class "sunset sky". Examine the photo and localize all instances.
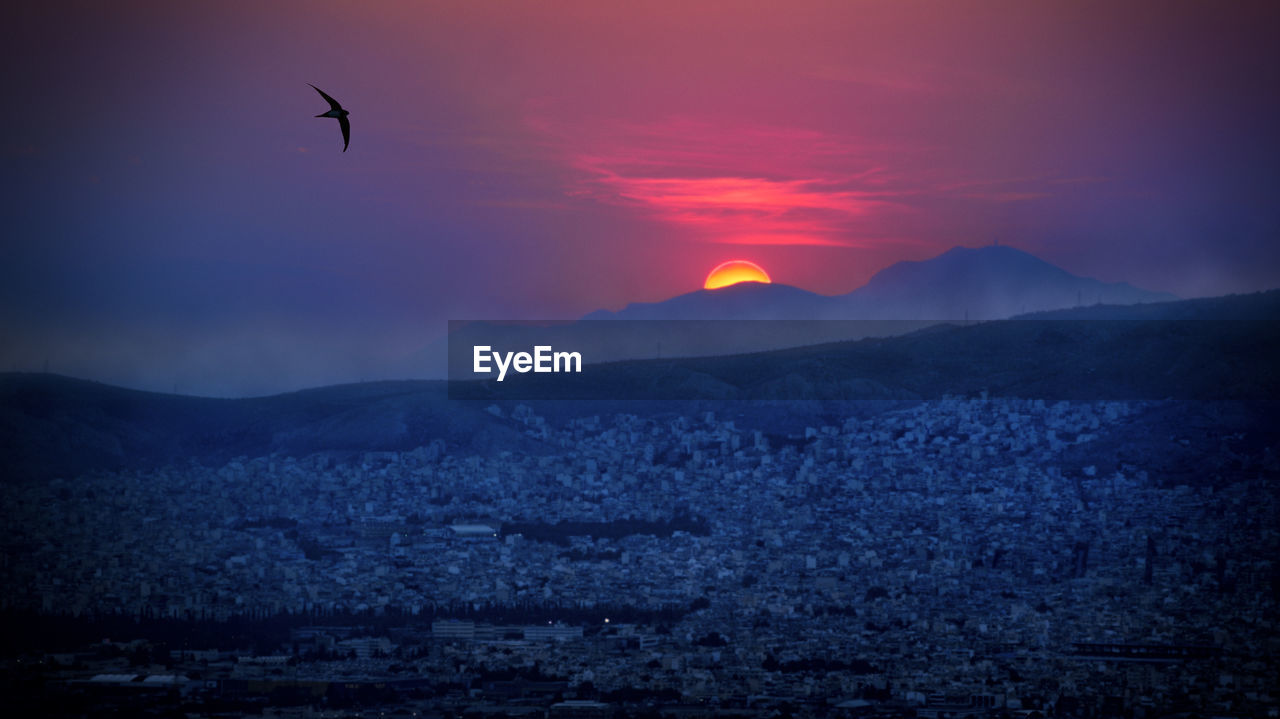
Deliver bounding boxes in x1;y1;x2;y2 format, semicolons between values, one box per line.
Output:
3;1;1278;395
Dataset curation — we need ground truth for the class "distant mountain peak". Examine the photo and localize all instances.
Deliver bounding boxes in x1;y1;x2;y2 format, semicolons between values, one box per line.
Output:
845;244;1175;319
585;244;1176;321
584;281;834;321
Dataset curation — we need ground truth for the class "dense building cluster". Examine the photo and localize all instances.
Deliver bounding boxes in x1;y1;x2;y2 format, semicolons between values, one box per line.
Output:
3;399;1277;717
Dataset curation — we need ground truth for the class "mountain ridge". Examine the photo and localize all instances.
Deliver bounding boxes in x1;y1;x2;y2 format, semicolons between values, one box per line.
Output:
4;288;1275;483
586;244;1177;321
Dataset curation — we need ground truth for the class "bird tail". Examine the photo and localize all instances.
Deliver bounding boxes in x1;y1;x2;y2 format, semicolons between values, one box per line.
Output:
315;113;329;118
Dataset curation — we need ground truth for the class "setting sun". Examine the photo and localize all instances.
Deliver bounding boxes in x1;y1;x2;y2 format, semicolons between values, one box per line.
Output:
704;260;772;290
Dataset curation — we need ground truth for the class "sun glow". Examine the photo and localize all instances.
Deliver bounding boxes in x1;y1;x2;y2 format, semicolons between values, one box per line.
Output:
704;260;772;290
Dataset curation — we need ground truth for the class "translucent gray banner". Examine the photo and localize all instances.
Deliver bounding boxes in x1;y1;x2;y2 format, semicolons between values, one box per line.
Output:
446;319;1279;401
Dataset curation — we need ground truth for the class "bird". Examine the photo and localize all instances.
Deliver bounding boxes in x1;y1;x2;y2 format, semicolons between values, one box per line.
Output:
309;84;350;152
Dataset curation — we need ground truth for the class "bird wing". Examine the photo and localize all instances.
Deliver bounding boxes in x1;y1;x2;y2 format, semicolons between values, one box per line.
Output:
309;83;343;111
339;116;350;152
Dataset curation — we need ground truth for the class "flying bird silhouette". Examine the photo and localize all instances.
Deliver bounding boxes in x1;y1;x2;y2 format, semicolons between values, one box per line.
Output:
309;84;350;152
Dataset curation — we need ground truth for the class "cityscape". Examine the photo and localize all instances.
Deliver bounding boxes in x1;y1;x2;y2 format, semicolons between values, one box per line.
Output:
5;395;1276;717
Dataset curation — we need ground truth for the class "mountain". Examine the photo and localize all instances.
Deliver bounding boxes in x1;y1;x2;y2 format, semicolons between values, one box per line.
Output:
395;245;1173;378
584;244;1176;321
839;245;1178;319
583;281;843;320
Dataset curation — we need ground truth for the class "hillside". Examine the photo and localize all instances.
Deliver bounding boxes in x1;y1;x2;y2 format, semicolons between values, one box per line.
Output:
0;376;544;483
457;291;1280;402
3;290;1276;482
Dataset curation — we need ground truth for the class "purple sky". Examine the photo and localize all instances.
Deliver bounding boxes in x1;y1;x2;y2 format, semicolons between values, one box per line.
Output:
2;1;1278;395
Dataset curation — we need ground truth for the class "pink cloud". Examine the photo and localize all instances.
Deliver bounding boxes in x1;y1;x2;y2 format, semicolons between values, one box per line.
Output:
536;119;914;246
577;172;896;246
521;109;1091;250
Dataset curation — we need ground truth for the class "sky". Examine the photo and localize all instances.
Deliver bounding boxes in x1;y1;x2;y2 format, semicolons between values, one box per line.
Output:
2;1;1278;395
